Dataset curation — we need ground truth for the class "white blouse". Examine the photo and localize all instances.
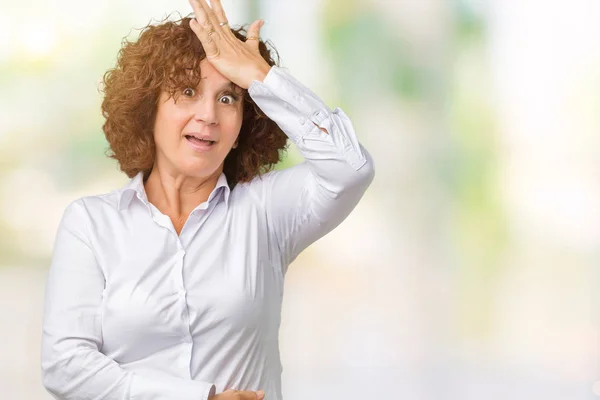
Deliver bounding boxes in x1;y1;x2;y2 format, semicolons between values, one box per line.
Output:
41;65;375;400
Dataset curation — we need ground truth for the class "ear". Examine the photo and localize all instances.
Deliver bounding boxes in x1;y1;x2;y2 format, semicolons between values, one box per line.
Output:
232;140;239;149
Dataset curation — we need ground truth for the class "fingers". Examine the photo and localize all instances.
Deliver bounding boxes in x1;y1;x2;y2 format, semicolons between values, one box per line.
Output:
188;0;211;32
189;0;264;56
245;20;264;50
208;0;237;41
197;0;222;31
206;0;230;28
217;389;264;399
189;18;220;58
188;0;220;57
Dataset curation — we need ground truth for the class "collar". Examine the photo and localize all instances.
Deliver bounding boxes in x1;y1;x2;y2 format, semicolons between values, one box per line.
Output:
117;171;231;211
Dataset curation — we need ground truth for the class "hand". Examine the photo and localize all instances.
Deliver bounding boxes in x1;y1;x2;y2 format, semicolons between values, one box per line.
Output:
211;389;265;400
188;0;272;89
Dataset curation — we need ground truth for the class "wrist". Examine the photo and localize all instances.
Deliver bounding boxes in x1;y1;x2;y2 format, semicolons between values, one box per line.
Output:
251;64;272;85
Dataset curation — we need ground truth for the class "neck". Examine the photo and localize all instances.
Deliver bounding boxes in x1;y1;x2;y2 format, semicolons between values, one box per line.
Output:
144;165;221;220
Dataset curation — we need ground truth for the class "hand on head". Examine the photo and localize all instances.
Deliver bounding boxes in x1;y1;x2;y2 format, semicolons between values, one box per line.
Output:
188;0;271;90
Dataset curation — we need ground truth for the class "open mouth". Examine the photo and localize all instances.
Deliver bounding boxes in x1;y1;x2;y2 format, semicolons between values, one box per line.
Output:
185;135;216;146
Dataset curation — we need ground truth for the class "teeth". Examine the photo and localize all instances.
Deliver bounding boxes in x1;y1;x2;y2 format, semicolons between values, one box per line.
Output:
187;135;212;142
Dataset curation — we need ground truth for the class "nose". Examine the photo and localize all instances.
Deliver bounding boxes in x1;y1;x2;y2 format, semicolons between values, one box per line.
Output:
192;96;218;125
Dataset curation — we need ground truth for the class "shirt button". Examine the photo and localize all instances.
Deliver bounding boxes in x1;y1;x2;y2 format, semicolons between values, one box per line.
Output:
299;117;306;125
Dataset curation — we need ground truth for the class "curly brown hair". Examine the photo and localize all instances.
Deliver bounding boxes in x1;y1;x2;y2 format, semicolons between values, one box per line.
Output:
100;16;288;187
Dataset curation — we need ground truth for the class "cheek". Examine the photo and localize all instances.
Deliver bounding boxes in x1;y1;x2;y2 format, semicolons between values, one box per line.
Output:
154;110;188;141
217;108;243;140
218;105;243;122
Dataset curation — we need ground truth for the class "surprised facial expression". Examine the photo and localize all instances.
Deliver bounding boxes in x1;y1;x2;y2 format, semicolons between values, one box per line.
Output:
152;59;244;179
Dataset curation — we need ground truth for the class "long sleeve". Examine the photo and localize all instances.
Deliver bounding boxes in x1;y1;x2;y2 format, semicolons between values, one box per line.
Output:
41;200;216;400
248;66;375;271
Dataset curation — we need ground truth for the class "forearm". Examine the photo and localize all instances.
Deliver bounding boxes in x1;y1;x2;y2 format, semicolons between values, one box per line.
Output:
42;343;216;400
248;65;375;199
247;67;375;266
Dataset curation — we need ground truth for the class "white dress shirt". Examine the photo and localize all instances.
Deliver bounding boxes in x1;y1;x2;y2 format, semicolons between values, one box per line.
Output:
41;65;375;400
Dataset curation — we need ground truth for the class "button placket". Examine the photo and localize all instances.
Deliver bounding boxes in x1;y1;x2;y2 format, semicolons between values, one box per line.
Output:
175;248;186;293
175;246;193;365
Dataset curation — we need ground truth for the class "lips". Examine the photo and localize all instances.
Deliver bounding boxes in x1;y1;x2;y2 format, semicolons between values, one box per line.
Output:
185;135;216;152
185;134;215;144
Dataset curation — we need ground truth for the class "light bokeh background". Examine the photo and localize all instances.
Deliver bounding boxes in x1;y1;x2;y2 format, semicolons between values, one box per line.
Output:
1;0;599;399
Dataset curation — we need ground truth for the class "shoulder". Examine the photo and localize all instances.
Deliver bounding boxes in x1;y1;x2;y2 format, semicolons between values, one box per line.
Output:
75;190;121;212
55;189;128;251
59;186;127;224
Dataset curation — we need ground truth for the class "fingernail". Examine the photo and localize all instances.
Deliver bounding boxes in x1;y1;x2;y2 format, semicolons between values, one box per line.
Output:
260;20;266;27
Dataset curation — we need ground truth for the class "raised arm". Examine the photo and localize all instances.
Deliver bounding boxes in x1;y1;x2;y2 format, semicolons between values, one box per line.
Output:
247;66;375;271
41;200;217;400
183;0;375;273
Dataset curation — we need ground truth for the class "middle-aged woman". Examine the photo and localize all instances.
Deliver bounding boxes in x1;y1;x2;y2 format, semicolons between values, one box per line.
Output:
41;0;375;399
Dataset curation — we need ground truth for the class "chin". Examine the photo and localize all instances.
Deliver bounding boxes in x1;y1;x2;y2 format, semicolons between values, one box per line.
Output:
177;159;223;179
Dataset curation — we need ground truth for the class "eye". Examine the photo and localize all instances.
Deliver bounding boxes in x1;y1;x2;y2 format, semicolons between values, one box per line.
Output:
182;87;196;97
219;92;239;105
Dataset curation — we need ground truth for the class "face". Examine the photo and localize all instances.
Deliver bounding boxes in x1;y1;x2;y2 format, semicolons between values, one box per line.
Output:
152;59;244;179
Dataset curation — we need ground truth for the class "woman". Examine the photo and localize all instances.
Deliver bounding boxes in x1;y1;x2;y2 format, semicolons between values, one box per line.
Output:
41;0;374;399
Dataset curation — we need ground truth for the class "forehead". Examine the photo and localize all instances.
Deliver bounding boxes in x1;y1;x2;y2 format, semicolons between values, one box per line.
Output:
196;61;235;88
197;60;224;80
177;63;241;93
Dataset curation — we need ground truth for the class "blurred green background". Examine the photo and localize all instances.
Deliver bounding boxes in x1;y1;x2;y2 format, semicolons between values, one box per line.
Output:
1;0;599;399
